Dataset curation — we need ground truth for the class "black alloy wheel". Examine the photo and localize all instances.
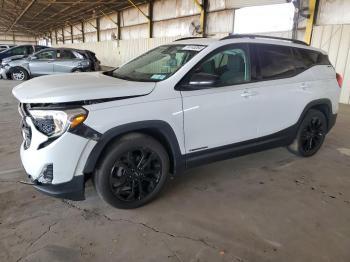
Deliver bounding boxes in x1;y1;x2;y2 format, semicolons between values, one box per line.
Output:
288;109;327;157
109;148;162;202
93;133;169;209
299;116;326;155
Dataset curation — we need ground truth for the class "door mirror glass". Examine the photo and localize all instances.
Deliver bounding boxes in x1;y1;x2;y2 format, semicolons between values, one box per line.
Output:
189;72;219;86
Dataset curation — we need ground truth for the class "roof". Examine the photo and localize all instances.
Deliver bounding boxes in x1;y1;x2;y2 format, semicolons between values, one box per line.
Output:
0;0;146;35
171;36;325;54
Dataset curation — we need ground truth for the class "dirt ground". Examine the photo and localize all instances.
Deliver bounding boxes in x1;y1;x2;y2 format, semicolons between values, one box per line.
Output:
1;79;350;262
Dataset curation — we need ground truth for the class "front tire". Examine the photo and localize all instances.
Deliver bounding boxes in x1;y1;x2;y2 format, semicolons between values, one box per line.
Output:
288;109;327;157
93;133;169;209
11;67;29;81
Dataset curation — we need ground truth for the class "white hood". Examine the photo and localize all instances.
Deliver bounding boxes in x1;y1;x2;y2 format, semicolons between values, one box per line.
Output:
12;72;155;103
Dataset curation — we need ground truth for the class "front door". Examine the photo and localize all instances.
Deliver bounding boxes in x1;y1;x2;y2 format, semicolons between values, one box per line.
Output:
180;44;261;153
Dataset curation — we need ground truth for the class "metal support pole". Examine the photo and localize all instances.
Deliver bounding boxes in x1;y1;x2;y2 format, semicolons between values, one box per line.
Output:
62;28;65;44
117;11;121;40
81;22;85;43
55;29;58;45
304;0;317;45
96;17;100;42
148;0;153;38
70;25;73;43
194;0;207;36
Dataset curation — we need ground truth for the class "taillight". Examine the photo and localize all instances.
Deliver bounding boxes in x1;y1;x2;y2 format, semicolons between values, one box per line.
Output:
336;73;343;88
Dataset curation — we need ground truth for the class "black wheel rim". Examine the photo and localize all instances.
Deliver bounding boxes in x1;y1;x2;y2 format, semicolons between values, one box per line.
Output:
300;116;325;153
109;148;162;202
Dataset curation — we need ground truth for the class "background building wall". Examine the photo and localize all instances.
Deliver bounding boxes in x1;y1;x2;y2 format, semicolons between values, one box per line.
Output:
0;32;36;45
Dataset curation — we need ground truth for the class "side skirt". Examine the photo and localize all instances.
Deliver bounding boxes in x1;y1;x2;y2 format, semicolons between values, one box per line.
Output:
185;125;297;169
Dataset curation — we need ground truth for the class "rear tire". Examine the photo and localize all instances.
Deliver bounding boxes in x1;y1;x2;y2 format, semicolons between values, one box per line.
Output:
93;133;169;209
11;67;29;81
288;109;327;157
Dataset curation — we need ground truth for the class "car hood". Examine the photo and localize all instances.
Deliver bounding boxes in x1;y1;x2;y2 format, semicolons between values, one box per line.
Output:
12;72;156;103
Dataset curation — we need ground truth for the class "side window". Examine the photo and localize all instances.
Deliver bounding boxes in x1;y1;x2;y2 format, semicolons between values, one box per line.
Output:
58;50;77;60
9;46;28;56
257;44;296;80
26;46;34;55
191;44;251;86
35;46;47;52
36;50;56;60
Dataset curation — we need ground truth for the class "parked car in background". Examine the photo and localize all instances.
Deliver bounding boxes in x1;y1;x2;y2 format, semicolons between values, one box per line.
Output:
0;44;16;52
0;45;47;64
1;47;92;80
77;50;101;71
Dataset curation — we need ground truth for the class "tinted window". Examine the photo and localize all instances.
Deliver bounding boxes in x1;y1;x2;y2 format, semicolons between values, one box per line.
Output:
36;50;56;59
58;50;77;59
192;44;250;86
257;44;296;80
35;46;47;51
26;46;34;54
8;46;28;56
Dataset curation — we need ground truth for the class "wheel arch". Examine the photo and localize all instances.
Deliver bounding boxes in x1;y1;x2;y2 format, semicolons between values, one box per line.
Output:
299;99;333;131
8;66;30;78
83;120;185;176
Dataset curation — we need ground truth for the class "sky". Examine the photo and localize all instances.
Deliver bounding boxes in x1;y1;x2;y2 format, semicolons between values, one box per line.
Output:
234;3;295;34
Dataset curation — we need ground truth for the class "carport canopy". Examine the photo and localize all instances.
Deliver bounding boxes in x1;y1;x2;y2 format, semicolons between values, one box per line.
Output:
0;0;146;35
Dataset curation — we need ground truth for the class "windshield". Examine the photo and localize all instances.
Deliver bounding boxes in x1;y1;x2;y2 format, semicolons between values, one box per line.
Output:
112;44;205;82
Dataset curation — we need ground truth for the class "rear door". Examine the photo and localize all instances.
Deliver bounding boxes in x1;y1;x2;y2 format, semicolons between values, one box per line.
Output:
252;44;315;137
29;49;56;75
53;49;80;73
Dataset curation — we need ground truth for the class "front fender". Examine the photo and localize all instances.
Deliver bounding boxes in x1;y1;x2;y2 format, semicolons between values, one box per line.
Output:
83;120;185;175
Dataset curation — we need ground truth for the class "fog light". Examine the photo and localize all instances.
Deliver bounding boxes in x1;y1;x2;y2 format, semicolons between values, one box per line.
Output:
37;164;53;184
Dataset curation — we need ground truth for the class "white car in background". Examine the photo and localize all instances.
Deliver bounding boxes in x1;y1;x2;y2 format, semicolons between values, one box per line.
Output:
12;35;341;209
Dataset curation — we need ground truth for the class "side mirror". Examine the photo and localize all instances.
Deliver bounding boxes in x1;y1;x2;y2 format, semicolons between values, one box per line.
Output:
30;56;37;60
188;72;219;87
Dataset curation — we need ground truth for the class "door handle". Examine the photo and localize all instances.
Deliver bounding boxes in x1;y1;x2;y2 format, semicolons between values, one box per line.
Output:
241;90;258;98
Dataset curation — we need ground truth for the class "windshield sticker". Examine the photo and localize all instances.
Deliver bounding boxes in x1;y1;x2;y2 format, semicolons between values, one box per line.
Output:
182;45;206;51
151;74;166;80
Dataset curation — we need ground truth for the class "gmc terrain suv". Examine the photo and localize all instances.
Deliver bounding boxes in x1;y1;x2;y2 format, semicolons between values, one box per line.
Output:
12;35;341;209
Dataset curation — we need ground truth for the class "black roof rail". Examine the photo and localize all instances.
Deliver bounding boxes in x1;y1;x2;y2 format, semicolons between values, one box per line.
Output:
220;34;309;46
174;37;207;42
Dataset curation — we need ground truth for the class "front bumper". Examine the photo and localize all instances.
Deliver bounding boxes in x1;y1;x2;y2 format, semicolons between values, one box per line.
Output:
20;116;97;200
0;67;8;79
32;175;85;201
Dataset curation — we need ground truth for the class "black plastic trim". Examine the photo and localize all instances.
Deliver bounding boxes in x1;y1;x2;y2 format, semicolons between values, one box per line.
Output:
33;175;85;201
220;34;308;46
69;123;102;141
83;120;185;175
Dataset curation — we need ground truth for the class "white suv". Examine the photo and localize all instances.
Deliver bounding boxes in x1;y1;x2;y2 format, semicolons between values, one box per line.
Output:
13;35;341;209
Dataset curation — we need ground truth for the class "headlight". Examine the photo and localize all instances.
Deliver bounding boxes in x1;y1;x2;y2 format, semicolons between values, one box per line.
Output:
29;108;87;137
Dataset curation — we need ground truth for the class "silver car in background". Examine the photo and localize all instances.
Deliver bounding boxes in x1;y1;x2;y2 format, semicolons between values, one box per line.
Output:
1;48;92;80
